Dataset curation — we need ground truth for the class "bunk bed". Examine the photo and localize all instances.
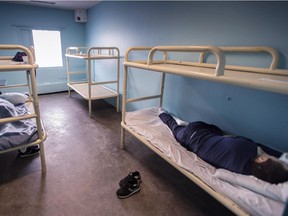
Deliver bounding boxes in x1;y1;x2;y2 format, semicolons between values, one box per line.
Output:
0;44;47;172
65;47;120;117
120;46;288;216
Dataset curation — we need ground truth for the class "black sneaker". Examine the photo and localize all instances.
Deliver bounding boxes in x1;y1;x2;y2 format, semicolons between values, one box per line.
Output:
119;171;142;187
116;178;140;199
18;145;40;158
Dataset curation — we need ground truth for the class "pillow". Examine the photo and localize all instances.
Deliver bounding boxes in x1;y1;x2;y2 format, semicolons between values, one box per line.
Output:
214;168;288;203
0;98;17;118
0;93;28;105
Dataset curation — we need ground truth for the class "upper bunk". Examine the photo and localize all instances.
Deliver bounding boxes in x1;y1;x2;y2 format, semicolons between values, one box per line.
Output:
0;44;38;72
65;46;120;60
0;44;38;100
0;44;41;128
124;46;288;95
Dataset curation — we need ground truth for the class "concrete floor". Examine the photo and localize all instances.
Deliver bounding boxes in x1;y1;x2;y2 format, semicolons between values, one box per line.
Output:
0;92;235;216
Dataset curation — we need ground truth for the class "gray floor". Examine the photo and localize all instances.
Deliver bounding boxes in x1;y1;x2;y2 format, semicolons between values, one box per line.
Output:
0;92;235;216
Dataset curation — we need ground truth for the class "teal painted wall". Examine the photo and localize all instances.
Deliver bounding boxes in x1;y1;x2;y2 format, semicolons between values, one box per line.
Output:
86;1;288;152
0;2;86;93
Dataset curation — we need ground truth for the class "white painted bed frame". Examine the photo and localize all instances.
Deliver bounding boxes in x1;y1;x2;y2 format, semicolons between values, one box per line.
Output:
0;44;47;173
120;45;288;216
65;47;120;117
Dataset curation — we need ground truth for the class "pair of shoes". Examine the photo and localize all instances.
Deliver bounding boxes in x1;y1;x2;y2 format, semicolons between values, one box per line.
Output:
116;171;142;199
18;145;40;158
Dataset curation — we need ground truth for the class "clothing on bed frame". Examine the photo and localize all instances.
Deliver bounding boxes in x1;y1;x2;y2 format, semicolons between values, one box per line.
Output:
159;112;282;175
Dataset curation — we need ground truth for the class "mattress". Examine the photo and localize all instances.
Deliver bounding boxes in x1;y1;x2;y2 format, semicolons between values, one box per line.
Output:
124;107;287;216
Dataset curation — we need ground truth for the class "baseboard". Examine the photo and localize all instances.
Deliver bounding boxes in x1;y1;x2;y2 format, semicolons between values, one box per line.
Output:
37;82;67;94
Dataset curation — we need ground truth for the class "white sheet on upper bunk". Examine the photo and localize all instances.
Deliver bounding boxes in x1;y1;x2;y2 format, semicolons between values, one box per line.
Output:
125;107;287;216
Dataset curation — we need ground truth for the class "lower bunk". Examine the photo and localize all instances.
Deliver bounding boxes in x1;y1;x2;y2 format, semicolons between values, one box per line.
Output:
120;107;287;216
0;93;47;172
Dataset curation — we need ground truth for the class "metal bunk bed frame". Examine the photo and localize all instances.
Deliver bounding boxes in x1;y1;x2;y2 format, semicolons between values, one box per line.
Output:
0;44;47;173
120;45;288;216
66;47;120;117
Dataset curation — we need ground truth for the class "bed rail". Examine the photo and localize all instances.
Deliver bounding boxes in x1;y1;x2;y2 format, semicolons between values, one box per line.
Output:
66;46;120;58
148;46;226;76
123;45;288;95
0;44;34;64
197;46;283;75
219;46;279;70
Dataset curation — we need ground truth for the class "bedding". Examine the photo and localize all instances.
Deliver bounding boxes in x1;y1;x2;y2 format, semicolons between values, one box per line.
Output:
0;92;28;105
215;169;288;203
125;107;286;216
0;97;38;151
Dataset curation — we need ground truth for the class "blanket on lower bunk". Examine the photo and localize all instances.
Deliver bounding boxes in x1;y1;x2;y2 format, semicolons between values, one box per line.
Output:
0;97;38;150
125;107;287;216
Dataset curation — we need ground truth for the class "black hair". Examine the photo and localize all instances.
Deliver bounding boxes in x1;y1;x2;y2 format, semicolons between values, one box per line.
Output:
250;157;288;184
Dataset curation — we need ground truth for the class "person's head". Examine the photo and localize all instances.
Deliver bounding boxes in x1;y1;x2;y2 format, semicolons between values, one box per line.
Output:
250;155;288;184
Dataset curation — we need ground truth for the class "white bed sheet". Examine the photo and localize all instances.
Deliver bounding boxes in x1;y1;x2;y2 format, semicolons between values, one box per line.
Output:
125;107;286;216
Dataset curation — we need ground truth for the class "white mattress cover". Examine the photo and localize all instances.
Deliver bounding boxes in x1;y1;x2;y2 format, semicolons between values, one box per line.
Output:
125;107;287;216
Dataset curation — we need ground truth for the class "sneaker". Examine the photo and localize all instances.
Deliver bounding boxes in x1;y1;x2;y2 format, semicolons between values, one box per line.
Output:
18;145;40;158
119;171;142;187
116;178;140;199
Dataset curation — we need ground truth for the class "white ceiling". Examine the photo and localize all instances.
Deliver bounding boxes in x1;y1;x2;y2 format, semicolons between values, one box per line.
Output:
6;1;101;10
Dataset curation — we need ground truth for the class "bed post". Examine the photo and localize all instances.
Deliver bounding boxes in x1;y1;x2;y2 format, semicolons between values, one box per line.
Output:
30;67;47;173
66;48;71;97
116;48;120;112
159;72;165;108
88;48;92;117
120;64;128;149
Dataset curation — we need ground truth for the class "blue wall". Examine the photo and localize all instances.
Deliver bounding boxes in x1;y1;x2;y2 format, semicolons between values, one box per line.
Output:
86;1;288;152
0;2;86;93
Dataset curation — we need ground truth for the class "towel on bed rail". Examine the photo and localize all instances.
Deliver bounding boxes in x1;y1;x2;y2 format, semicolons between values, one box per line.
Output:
0;97;38;150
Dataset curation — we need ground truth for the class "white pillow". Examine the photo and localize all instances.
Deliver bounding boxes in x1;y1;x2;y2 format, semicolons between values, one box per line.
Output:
0;93;28;105
214;169;288;203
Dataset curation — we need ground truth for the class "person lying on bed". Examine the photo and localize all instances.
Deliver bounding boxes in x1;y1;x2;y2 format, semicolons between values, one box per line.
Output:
159;112;288;184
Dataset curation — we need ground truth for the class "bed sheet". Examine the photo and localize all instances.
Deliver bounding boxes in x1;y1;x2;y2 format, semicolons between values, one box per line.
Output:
0;98;38;151
125;107;286;216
